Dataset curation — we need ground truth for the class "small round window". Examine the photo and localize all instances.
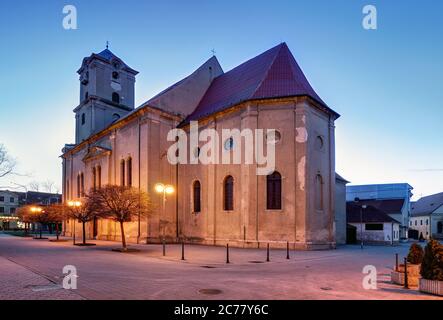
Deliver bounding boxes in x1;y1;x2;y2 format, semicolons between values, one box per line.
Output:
112;71;120;79
266;131;281;144
224;137;234;151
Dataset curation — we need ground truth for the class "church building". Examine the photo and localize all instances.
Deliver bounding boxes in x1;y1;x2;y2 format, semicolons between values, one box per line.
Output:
62;43;340;249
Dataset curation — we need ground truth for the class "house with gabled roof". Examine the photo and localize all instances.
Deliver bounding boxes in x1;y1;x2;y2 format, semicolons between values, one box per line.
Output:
410;192;443;240
61;43;340;249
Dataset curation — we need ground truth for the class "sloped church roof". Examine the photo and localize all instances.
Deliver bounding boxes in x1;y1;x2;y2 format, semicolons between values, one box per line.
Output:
185;42;336;122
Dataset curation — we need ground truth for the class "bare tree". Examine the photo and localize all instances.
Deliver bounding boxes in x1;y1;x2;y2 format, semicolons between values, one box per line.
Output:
65;199;100;246
28;181;40;192
42;180;55;193
45;204;68;241
88;185;152;251
0;144;16;179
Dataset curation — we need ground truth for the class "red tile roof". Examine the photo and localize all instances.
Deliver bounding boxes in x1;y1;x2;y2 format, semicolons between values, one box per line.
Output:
185;43;336;122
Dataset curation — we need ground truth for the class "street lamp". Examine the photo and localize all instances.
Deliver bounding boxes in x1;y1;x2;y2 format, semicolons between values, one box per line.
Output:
154;183;175;238
68;200;82;245
354;198;367;250
30;206;44;238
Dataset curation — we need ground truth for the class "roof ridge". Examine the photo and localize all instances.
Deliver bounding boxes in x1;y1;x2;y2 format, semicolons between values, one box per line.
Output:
251;43;286;98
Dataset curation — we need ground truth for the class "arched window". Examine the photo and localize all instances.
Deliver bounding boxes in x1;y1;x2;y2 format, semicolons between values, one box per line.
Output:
315;174;324;211
80;172;85;197
127;157;132;187
438;221;443;234
193;180;201;213
77;174;81;198
92;167;97;191
85;92;89;101
97;166;102;189
223;176;234;211
81;113;86;125
112;92;120;104
120;159;125;186
267;171;282;210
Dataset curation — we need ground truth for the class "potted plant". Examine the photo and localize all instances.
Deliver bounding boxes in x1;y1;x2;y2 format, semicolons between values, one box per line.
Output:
391;243;424;286
419;239;443;296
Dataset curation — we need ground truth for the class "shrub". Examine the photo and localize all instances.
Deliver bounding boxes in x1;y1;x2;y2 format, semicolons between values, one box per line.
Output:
407;243;424;264
420;239;443;281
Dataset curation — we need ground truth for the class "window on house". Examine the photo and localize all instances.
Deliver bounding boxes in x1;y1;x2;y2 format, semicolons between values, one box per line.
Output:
365;224;383;231
120;160;125;186
415;221;417;226
0;207;4;213
223;176;234;211
81;113;86;125
267;171;282;210
193;180;201;213
127;157;132;187
10;197;14;203
426;219;429;225
315;174;324;211
10;208;15;214
112;92;120;104
438;222;443;234
420;220;423;225
0;196;4;202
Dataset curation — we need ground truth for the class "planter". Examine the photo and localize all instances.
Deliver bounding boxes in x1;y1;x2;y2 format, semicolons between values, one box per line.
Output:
397;263;421;276
391;271;420;287
419;278;443;296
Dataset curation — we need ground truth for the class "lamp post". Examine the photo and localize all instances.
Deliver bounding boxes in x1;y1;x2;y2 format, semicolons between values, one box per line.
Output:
154;183;175;239
30;206;43;239
354;198;367;250
68;200;82;245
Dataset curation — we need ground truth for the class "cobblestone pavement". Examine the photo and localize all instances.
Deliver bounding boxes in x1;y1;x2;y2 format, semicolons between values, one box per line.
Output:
0;232;441;300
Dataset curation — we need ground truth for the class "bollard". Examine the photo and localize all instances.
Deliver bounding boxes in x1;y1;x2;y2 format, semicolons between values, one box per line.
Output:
226;243;230;264
162;239;166;256
395;253;398;272
404;257;409;289
181;241;185;261
286;241;290;260
266;243;270;262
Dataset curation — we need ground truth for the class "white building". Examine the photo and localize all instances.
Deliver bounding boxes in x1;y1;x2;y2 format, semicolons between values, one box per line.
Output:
410;192;443;240
346;183;413;239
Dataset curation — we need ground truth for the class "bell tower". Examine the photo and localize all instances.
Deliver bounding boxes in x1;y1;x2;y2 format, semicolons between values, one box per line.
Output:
74;47;139;144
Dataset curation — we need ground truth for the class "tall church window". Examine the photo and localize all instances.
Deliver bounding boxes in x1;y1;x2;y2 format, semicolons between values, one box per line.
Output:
193;180;201;213
267;172;282;210
112;92;120;104
81;113;86;125
120;159;125;186
80;172;85;197
77;174;81;198
223;176;234;211
85;92;89;101
92;167;97;191
127;157;133;187
315;174;324;211
97;166;102;189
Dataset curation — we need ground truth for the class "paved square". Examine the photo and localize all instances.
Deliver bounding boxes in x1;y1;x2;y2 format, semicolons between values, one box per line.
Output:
0;233;440;300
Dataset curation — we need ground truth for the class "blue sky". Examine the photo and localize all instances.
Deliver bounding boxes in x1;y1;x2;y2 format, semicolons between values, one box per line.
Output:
0;0;442;199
